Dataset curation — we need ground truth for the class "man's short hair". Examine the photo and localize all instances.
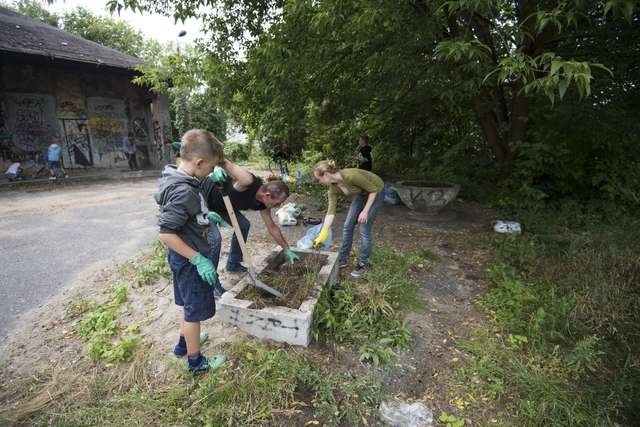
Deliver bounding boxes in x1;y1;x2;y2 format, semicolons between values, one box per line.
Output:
180;129;224;161
261;180;289;198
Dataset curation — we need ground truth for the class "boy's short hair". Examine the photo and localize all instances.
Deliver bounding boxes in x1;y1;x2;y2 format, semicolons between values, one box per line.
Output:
180;129;224;162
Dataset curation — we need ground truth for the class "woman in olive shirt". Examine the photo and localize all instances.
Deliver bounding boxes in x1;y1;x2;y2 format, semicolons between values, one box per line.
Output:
312;160;384;278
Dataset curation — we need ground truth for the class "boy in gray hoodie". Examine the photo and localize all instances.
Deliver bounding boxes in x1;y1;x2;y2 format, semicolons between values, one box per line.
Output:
155;129;225;374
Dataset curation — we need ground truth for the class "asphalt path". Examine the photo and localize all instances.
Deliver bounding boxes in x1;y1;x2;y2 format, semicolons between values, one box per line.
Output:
0;179;160;338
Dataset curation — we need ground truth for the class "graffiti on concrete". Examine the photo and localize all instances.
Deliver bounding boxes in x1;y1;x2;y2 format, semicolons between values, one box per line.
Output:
2;93;58;153
131;117;148;139
58;100;85;118
60;119;93;167
153;119;172;165
87;97;127;165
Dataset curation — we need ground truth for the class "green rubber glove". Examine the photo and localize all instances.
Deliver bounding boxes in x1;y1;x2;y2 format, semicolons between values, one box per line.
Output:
207;211;227;227
208;166;229;183
312;228;329;248
283;249;300;264
189;252;218;285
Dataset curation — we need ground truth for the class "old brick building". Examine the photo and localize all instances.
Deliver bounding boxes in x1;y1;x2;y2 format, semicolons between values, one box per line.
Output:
0;6;171;170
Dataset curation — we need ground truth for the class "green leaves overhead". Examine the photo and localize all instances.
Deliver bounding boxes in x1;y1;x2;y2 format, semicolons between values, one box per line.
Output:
67;0;639;205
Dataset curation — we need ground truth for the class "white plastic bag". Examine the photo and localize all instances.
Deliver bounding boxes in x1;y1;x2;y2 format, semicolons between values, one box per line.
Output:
276;202;301;218
379;400;433;427
493;220;522;234
296;224;332;250
275;202;301;226
276;211;297;226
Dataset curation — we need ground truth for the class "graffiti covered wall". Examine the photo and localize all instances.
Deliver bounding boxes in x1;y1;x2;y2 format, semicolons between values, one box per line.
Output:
86;97;128;167
0;93;58;158
0;60;170;168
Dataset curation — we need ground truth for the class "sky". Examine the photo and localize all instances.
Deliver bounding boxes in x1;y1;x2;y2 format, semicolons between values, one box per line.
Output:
46;0;204;45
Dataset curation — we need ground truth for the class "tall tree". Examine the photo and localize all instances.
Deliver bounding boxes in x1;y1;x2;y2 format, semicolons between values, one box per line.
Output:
61;7;146;58
10;0;59;27
99;0;638;204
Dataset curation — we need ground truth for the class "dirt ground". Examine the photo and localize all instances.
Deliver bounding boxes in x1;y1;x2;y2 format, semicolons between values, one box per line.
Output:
0;181;499;424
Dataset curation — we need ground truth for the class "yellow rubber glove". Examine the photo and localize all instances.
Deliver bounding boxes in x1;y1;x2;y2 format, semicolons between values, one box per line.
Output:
312;227;329;248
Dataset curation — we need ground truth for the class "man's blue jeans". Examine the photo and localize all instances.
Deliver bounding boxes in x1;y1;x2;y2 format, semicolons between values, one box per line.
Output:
338;192;384;267
208;211;250;270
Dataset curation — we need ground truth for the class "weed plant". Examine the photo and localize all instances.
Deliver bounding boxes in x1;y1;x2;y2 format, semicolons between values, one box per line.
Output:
457;204;640;425
77;285;140;363
313;247;423;366
22;342;381;426
118;241;171;287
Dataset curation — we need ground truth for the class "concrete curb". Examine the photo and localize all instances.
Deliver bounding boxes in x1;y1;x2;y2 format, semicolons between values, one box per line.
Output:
0;169;161;191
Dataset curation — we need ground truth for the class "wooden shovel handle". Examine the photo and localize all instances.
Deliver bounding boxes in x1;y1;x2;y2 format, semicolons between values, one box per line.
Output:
221;195;254;267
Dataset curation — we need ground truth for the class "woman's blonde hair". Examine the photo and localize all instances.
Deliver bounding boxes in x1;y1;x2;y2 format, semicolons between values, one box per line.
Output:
313;159;338;176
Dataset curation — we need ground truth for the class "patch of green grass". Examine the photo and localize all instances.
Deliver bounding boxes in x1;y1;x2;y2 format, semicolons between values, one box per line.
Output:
29;342;381;426
313;247;423;366
440;411;465;427
77;284;140;363
456;208;640;425
119;241;171;287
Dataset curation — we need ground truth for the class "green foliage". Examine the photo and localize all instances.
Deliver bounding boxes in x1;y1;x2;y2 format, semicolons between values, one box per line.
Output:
187;341;382;425
12;0;59;26
119;240;171;287
105;0;638;210
458;209;640;424
40;341;382;426
313;247;422;365
439;412;465;427
135;47;228;139
77;285;140;363
224;142;251;162
61;7;146;58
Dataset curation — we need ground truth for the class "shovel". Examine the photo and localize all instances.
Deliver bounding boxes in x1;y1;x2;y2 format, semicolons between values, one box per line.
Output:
218;190;285;300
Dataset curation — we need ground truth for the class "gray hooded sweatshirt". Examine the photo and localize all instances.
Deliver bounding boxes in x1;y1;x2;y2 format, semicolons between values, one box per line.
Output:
154;165;210;255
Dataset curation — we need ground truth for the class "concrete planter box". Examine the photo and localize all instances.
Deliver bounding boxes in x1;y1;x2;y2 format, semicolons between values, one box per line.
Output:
217;247;339;347
395;180;460;214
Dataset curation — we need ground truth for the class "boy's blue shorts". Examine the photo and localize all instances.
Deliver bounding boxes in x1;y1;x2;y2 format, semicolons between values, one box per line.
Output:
168;250;215;322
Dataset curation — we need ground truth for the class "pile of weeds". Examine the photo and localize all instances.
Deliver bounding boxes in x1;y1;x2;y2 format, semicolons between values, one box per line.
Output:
12;342;381;426
456;204;640;425
237;253;326;308
313;247;425;366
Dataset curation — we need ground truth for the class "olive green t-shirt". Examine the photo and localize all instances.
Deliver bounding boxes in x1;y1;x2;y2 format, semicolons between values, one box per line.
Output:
327;168;384;214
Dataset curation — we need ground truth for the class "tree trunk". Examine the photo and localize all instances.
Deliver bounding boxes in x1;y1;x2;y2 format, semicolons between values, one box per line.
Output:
472;96;512;169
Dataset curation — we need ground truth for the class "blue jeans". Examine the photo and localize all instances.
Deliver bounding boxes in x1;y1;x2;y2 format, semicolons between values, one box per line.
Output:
208;212;250;270
338;192;384;267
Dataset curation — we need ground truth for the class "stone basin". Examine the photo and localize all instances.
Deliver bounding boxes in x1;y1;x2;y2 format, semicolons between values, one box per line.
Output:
394;181;460;214
217;247;339;347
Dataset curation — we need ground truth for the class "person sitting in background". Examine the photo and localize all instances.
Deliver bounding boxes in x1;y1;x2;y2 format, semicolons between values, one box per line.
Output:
5;160;23;181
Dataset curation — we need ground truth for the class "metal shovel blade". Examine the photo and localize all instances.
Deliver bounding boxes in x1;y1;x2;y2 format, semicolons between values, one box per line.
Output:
247;267;285;299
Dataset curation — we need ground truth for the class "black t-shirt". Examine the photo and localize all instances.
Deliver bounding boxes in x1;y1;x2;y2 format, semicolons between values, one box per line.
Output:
201;173;266;218
358;145;372;171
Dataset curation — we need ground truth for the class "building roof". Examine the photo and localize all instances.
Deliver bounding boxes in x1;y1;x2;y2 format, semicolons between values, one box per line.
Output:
0;6;141;70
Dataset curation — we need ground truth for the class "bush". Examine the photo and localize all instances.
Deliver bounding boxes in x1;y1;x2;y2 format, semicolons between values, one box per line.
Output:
460;208;640;425
224;142;251;162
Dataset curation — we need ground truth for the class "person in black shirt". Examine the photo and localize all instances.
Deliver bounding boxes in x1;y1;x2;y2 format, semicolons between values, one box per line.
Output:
201;159;300;288
356;134;372;171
